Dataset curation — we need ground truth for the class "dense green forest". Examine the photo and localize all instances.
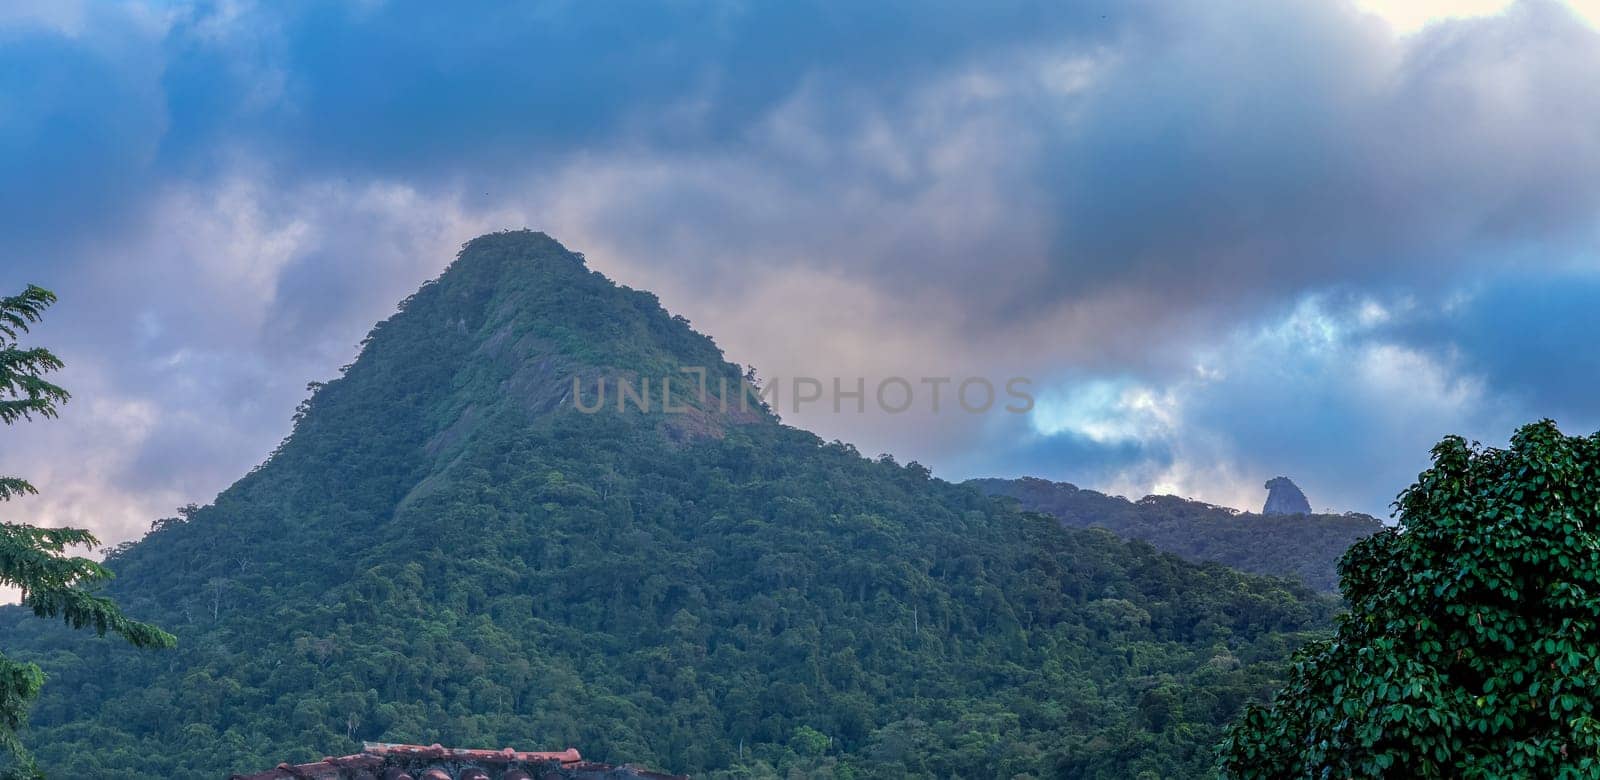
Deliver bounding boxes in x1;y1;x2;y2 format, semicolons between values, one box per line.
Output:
0;233;1335;778
969;478;1382;592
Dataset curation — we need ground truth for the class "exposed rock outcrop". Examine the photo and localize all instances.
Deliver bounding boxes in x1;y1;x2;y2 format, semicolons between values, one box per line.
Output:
1262;476;1312;515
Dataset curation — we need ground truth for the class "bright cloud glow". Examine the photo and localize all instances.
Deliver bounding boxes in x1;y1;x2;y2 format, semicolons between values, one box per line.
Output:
1031;380;1181;445
1010;289;1516;515
1575;0;1600;26
1355;0;1517;33
1355;0;1600;33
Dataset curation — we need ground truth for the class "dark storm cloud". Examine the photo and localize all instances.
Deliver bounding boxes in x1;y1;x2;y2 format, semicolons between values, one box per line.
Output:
13;0;1600;317
143;0;1128;180
420;0;1600;352
1381;274;1600;427
0;8;167;256
1026;0;1600;314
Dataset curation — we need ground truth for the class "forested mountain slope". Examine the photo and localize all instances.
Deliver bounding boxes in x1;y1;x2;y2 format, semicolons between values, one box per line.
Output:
1;232;1333;778
968;477;1383;592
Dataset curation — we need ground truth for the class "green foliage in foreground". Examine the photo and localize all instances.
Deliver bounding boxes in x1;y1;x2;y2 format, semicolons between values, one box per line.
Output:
0;286;175;779
1221;420;1600;778
970;478;1383;592
1;233;1333;778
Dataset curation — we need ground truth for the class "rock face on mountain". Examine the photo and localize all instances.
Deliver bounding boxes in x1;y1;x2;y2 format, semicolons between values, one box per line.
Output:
0;232;1334;779
969;476;1381;592
1262;476;1313;515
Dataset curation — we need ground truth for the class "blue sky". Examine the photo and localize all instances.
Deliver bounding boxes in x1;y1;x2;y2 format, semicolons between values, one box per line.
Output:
2;0;1599;550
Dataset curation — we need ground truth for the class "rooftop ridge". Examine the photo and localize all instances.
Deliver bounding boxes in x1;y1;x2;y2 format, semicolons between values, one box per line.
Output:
230;743;685;780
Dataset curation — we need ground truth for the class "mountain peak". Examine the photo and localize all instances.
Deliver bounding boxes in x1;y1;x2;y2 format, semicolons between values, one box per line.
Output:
464;228;572;252
455;229;588;272
3;232;1334;778
1262;476;1312;515
239;231;767;514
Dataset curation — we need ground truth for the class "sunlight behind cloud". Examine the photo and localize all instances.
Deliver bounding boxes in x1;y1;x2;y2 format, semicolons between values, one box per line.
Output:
1354;0;1515;32
1571;0;1600;26
1354;0;1600;32
1031;379;1179;445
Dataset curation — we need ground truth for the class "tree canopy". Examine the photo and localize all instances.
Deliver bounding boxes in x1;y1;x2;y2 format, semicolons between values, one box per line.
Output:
1220;420;1600;778
0;286;175;779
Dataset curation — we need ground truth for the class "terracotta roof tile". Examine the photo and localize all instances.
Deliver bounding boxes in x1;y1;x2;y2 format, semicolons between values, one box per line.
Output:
231;743;685;780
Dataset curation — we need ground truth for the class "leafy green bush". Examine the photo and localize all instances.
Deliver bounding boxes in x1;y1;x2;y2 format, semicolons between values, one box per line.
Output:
1221;420;1600;777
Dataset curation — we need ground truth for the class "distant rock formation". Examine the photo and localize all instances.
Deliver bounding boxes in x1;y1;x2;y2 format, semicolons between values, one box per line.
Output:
1262;477;1312;515
970;476;1380;592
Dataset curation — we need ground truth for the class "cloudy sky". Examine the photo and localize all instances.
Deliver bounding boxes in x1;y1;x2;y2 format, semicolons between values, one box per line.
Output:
2;0;1599;557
